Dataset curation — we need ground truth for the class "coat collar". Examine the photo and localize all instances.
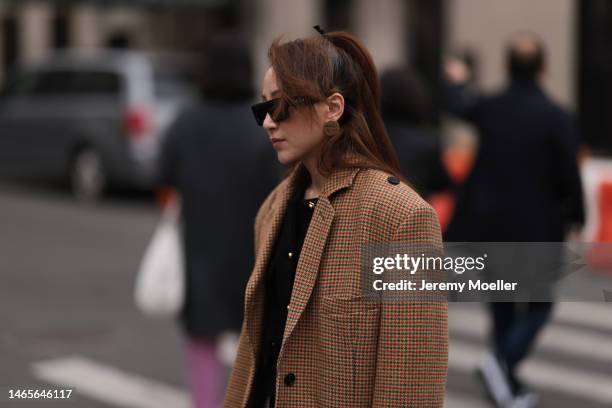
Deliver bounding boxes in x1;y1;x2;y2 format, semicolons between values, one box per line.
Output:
283;162;361;201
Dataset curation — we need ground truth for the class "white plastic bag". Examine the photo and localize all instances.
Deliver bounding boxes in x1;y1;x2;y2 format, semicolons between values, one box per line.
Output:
134;199;185;319
217;331;240;366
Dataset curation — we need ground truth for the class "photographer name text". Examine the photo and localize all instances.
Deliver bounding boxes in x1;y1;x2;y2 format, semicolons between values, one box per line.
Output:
372;279;518;292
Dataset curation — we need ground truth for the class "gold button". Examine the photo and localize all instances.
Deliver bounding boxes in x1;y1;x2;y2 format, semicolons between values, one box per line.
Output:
308;201;315;209
288;252;293;259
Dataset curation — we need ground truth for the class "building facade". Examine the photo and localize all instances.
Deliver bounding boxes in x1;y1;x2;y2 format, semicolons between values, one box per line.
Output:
0;0;609;152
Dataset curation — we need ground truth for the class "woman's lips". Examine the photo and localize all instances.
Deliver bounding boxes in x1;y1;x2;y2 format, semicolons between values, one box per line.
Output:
270;138;286;149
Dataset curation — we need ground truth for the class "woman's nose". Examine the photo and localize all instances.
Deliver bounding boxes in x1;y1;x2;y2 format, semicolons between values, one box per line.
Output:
263;113;277;130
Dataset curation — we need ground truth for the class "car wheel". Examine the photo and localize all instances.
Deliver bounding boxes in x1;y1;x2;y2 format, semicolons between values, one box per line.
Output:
70;148;107;201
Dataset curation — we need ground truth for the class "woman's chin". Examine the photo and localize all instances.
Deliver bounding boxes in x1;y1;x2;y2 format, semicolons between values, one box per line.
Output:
276;151;299;166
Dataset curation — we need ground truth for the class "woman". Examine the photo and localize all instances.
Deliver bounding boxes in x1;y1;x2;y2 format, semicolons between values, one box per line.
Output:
224;28;448;408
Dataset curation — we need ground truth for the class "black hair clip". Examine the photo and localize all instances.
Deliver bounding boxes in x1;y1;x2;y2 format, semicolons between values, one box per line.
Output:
313;25;326;36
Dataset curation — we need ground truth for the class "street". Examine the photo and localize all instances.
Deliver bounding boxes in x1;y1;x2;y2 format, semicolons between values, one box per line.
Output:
0;181;185;407
0;181;610;408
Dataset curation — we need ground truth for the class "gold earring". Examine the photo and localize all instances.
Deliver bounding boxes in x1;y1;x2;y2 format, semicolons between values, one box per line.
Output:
323;120;340;137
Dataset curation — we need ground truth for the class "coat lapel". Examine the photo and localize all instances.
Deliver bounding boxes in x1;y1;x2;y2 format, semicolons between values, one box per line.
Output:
279;166;360;353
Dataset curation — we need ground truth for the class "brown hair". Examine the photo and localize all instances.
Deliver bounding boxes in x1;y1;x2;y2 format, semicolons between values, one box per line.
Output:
268;31;403;181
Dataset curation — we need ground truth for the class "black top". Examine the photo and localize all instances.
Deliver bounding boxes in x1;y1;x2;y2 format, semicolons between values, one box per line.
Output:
249;185;318;408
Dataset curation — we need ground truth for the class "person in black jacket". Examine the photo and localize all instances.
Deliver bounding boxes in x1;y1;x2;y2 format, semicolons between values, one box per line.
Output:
157;33;279;408
444;34;584;408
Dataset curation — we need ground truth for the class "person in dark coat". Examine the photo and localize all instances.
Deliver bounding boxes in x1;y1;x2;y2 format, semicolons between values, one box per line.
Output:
380;67;452;199
157;33;279;408
444;34;584;408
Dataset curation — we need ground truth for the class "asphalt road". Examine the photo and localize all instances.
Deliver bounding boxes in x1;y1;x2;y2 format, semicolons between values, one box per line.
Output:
0;181;185;407
0;180;610;408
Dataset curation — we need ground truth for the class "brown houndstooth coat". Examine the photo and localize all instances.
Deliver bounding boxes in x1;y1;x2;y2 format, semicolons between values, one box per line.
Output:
224;164;448;408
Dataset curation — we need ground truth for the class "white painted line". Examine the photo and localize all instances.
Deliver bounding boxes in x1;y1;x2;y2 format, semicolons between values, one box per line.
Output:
450;340;612;404
444;391;489;408
32;356;190;408
554;302;612;331
449;308;612;363
450;302;612;331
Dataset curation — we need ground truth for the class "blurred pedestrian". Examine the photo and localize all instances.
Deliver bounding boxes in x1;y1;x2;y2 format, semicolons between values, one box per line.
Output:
381;67;452;198
157;33;279;408
224;27;448;408
444;33;585;408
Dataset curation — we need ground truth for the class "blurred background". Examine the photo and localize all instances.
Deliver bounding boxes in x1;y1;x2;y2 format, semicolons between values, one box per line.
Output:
0;0;610;407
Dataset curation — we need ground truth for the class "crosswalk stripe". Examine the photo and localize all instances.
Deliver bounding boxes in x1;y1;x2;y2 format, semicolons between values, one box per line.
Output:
554;302;612;330
449;307;612;363
450;302;612;332
32;356;190;408
450;340;612;404
444;391;489;408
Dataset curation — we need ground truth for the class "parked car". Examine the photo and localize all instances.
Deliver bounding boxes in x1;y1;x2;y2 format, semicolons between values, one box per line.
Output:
0;49;197;200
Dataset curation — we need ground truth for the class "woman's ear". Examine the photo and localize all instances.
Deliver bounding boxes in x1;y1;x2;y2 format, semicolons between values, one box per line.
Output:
326;92;345;121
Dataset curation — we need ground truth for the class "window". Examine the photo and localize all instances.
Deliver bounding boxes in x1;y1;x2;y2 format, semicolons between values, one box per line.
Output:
70;71;122;94
324;0;353;31
2;70;122;98
53;10;70;49
12;70;122;96
153;68;193;99
407;0;444;124
2;15;18;76
579;0;612;153
1;73;39;98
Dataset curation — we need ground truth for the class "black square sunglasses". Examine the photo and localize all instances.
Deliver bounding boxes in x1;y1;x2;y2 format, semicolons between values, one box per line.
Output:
251;98;288;126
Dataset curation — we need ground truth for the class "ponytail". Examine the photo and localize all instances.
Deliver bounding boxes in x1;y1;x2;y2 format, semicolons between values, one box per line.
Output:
326;33;382;111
